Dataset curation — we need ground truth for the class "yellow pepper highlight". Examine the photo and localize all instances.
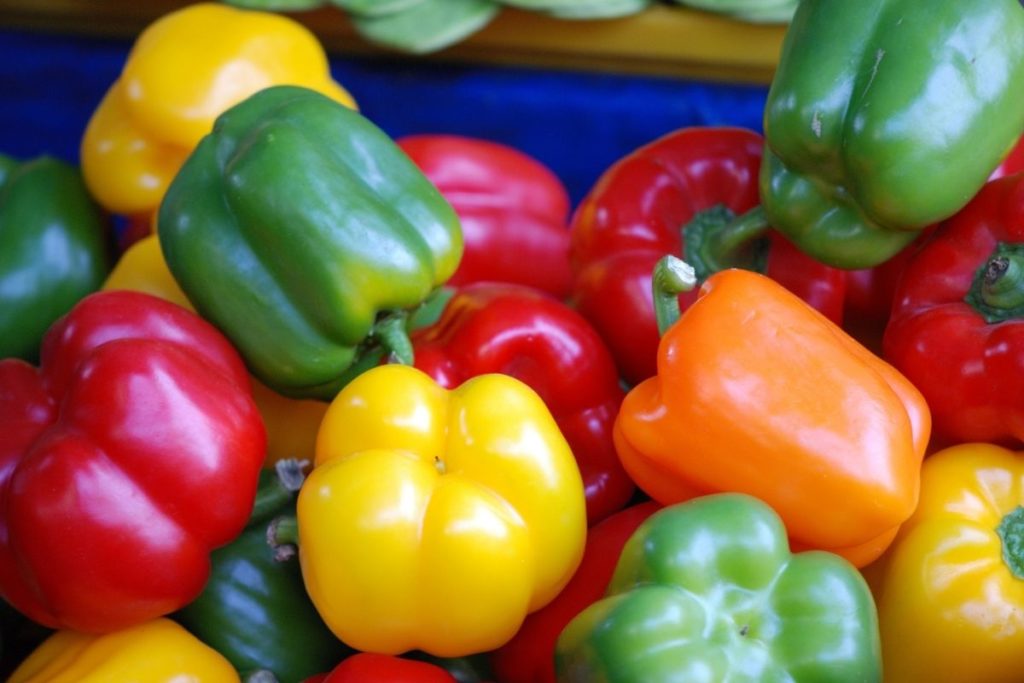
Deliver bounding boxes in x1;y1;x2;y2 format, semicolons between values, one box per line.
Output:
81;2;356;217
301;364;587;658
867;443;1024;682
102;234;328;464
8;618;238;682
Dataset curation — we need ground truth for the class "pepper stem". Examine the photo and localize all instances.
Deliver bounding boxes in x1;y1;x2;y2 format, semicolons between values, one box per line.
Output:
997;506;1024;580
652;255;698;336
965;243;1024;323
249;459;308;527
409;286;456;330
373;313;414;365
243;671;280;683
267;515;300;562
683;205;770;283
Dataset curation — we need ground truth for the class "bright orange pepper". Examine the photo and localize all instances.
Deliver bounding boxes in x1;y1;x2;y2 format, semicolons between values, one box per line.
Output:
614;260;930;567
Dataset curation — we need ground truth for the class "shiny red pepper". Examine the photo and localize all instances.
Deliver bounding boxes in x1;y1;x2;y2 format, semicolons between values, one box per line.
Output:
305;653;457;683
397;135;573;299
410;282;630;524
490;501;660;683
0;290;266;633
569;126;846;384
883;172;1024;447
845;134;1024;351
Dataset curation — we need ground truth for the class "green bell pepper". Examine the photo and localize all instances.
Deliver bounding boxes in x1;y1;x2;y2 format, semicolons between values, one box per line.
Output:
555;494;881;682
158;85;462;399
702;0;1024;270
0;154;111;361
174;462;352;683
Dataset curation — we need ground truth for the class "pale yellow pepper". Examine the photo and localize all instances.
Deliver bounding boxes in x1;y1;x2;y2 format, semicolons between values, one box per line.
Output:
82;2;356;218
297;364;587;658
866;443;1024;682
103;234;328;464
8;618;238;682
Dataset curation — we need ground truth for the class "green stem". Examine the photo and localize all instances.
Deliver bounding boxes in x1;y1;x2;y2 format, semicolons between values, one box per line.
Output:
965;243;1024;323
982;256;1024;309
997;506;1024;580
374;312;414;365
267;515;300;562
683;205;771;283
409;285;456;330
652;255;698;336
249;459;307;527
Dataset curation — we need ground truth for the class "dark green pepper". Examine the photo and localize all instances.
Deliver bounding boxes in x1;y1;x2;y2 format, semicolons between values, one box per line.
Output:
174;462;352;683
158;85;463;399
555;494;881;682
0;154;111;361
693;0;1024;271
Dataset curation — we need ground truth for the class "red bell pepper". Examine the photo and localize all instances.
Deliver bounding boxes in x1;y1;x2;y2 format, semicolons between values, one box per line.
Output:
305;653;457;683
397;134;573;299
0;290;266;633
883;172;1024;447
489;501;660;683
844;134;1024;351
569;126;846;385
410;282;630;523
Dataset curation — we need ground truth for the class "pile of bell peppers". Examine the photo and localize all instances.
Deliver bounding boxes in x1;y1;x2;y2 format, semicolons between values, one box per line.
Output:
4;1;1024;681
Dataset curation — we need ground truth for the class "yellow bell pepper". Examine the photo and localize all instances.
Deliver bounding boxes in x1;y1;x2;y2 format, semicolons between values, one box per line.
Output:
103;234;192;309
81;2;356;218
8;618;238;682
251;379;329;466
293;363;587;658
102;233;328;464
866;443;1024;682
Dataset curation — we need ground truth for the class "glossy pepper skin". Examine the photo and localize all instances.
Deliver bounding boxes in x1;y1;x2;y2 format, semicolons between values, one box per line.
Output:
103;234;330;465
81;2;355;220
615;265;929;567
294;364;587;657
865;443;1024;682
491;502;660;683
0;154;111;361
174;466;351;683
411;282;631;523
883;173;1024;447
306;654;458;683
569;126;845;384
0;290;266;633
760;0;1024;268
844;135;1024;350
556;494;882;683
398;135;573;299
159;85;463;400
7;618;238;683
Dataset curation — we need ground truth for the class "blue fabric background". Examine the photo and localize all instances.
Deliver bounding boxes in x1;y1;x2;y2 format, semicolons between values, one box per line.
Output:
0;27;768;205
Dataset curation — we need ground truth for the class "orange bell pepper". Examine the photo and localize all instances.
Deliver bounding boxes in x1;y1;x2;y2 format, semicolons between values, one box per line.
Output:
613;257;930;567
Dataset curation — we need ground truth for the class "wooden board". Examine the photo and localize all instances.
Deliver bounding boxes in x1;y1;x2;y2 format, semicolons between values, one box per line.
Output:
0;1;787;83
